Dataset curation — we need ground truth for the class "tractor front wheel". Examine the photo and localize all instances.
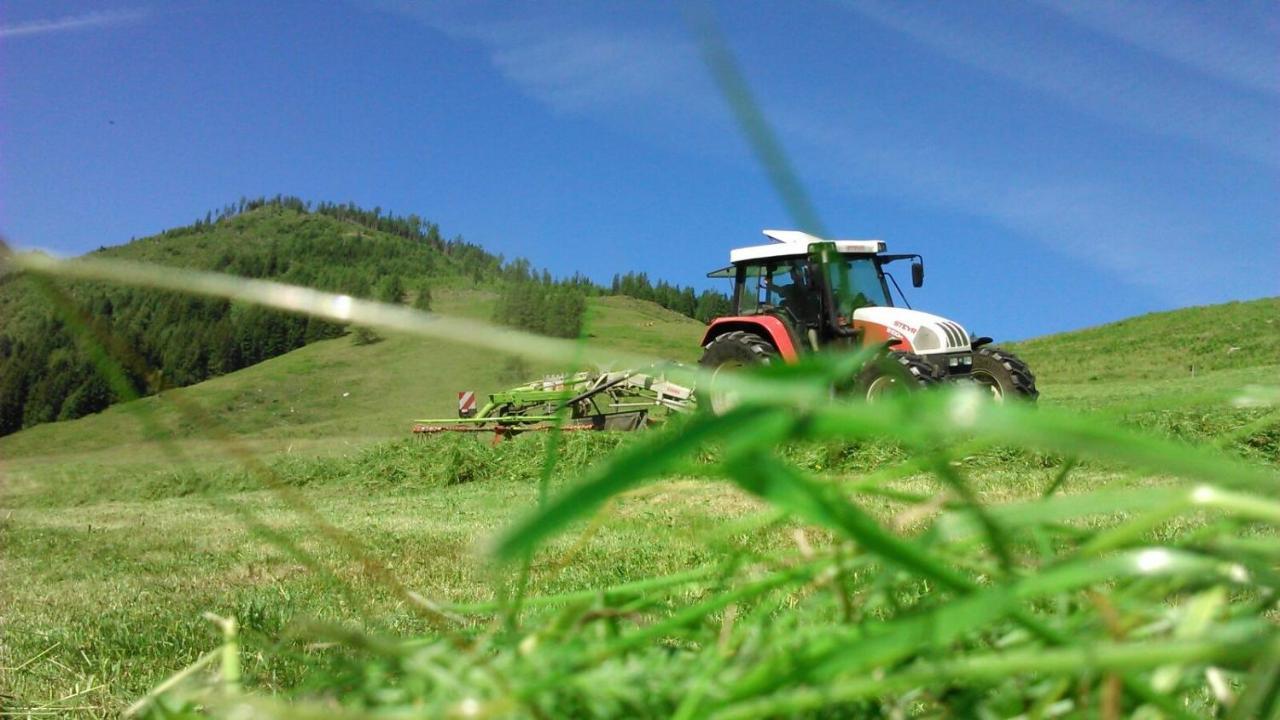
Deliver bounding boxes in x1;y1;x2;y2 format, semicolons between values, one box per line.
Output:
698;331;778;414
970;347;1038;402
855;351;942;402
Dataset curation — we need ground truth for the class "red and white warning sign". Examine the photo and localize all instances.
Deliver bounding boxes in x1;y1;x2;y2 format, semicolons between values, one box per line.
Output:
458;391;477;418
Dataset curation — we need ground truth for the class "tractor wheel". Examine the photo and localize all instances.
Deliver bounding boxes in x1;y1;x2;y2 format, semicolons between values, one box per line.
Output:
698;331;777;414
970;347;1039;402
855;351;942;402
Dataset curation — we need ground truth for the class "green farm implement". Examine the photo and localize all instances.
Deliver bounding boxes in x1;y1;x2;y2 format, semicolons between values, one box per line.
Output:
412;367;696;439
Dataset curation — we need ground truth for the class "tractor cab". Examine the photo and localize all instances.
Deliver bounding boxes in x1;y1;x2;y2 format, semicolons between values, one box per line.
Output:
723;234;915;341
705;230;932;356
700;230;1039;403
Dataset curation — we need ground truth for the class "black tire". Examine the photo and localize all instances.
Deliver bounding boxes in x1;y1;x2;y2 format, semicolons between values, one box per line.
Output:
854;351;943;402
971;346;1038;402
698;331;778;414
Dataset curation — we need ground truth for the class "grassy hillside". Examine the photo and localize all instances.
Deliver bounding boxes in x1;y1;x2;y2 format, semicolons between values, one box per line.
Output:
1011;296;1279;385
1008;297;1279;443
0;290;703;465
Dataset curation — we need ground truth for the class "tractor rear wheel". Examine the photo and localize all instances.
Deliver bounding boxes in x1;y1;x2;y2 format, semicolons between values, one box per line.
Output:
970;347;1038;402
855;351;942;402
698;331;778;414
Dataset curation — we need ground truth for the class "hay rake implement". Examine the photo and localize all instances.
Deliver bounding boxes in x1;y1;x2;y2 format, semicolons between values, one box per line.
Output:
412;366;696;439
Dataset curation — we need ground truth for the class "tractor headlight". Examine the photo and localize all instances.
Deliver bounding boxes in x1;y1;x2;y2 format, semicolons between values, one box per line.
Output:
913;327;942;352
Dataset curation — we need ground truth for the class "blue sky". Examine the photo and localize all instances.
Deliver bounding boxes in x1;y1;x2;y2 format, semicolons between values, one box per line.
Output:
2;0;1276;340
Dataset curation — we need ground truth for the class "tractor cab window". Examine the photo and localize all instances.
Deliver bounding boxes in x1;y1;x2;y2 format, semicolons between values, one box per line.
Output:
764;265;797;306
824;255;893;317
735;264;765;315
736;258;819;327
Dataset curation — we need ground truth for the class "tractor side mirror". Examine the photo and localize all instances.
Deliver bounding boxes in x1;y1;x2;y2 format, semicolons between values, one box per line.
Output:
911;260;924;288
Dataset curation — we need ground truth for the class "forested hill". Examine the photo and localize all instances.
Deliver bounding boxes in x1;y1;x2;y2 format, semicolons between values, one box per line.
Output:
0;199;489;435
0;197;730;437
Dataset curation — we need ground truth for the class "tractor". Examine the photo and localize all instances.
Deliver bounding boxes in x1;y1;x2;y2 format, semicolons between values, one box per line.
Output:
699;230;1037;410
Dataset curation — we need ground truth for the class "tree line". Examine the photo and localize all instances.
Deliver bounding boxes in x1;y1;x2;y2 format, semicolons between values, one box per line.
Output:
489;261;596;339
609;272;733;323
0;278;355;435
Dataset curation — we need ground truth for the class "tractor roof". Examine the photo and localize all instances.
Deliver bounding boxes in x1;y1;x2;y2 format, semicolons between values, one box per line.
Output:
729;230;886;264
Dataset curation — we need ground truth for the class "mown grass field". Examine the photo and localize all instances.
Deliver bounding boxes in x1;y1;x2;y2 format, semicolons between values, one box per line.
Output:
1;290;709;713
1;295;1277;717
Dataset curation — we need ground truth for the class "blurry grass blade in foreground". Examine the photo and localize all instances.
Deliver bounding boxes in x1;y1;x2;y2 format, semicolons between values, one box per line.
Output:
9;249;655;373
7;248;843;409
687;4;826;235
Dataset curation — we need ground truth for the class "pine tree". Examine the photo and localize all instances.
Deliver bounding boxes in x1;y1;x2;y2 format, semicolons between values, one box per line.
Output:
412;280;433;311
374;275;404;304
696;290;733;323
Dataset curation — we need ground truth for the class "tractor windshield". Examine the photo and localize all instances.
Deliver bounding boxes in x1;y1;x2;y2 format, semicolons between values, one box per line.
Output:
825;255;892;316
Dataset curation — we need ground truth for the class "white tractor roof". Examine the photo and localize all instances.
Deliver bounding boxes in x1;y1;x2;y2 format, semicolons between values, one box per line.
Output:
729;229;886;264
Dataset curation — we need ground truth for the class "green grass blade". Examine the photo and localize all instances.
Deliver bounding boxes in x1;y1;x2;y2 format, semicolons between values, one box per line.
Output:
724;451;973;590
714;624;1274;720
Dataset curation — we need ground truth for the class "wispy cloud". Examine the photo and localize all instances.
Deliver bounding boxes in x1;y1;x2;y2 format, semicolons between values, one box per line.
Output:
840;0;1279;168
1032;0;1279;98
486;25;700;115
387;4;714;117
0;8;149;40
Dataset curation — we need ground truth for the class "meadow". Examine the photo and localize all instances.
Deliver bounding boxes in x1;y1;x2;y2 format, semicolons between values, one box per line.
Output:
1;291;1277;718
